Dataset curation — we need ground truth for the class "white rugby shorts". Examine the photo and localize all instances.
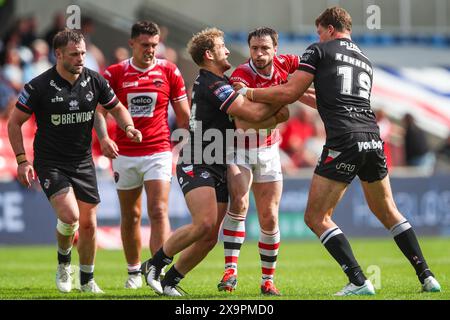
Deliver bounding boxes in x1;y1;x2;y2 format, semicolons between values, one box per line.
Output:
233;142;282;183
112;151;173;190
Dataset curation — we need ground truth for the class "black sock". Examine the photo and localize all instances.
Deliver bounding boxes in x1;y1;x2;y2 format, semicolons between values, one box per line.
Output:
321;227;366;286
57;251;71;264
128;270;141;275
392;221;433;284
152;248;173;269
161;265;184;288
80;271;94;285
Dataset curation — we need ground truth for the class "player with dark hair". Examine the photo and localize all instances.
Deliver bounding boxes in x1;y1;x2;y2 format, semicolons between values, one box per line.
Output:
95;20;190;289
240;7;441;295
218;26;316;296
141;27;290;296
8;29;142;294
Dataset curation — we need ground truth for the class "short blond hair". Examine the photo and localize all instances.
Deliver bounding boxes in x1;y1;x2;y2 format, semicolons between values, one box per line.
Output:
187;28;224;66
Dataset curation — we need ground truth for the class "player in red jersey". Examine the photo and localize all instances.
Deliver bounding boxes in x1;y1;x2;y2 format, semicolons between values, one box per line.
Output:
218;27;316;295
95;21;190;289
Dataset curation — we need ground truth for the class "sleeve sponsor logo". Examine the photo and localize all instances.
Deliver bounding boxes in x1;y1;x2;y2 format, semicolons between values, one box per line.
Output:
214;84;234;102
301;49;316;62
18;88;30;105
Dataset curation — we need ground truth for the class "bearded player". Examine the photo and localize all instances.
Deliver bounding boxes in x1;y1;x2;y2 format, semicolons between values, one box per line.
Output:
218;27;316;295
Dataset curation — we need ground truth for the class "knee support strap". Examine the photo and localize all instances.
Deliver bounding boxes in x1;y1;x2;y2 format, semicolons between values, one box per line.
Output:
56;219;79;236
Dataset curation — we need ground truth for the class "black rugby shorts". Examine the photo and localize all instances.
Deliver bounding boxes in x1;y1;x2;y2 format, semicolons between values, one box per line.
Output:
176;163;229;203
34;158;100;204
314;132;388;184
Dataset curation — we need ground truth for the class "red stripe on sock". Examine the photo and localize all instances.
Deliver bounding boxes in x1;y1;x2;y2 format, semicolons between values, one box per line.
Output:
225;256;238;264
224;229;246;237
258;242;280;250
227;212;246;221
260;229;279;236
262;267;275;275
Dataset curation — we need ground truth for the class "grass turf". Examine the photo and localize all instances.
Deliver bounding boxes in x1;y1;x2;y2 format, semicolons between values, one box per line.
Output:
0;237;448;300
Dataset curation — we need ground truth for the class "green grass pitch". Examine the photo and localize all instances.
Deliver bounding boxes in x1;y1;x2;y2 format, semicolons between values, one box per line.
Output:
0;237;448;300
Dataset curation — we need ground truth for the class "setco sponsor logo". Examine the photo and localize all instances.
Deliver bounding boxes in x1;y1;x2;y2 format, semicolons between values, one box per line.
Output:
131;96;153;106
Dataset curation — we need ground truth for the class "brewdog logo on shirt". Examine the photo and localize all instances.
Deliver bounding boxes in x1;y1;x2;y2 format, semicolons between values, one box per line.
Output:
51;110;95;126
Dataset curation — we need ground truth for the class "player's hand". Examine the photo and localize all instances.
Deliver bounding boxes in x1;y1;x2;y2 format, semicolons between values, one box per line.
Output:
100;137;119;159
233;82;247;91
126;127;142;143
17;162;35;188
274;106;290;124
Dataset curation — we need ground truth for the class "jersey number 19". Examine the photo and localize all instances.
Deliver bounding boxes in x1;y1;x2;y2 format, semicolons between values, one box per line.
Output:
337;65;372;100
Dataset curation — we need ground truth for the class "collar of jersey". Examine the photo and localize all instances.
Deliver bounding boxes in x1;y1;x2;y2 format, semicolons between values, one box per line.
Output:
53;65;85;88
129;58;157;73
249;59;273;80
200;68;227;80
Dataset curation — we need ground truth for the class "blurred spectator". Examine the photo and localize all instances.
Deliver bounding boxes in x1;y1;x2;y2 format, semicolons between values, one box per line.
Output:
302;119;326;167
2;47;23;92
23;39;52;83
279;148;299;175
279;106;315;167
402;113;436;171
0;75;15;119
44;12;66;48
43;12;66;63
81;17;106;72
375;108;404;168
155;25;178;63
19;15;38;48
435;134;450;172
113;46;130;63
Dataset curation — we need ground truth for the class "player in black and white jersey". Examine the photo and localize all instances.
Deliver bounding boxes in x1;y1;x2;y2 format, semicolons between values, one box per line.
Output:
7;29;142;294
241;7;441;295
141;28;289;296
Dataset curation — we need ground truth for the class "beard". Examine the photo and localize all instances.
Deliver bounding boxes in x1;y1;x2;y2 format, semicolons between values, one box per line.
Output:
221;59;232;72
253;59;272;70
64;61;83;74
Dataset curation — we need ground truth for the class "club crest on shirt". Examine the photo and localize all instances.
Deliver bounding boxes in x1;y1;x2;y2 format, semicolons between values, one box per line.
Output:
85;91;94;102
51;114;61;125
153;79;164;87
